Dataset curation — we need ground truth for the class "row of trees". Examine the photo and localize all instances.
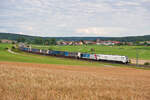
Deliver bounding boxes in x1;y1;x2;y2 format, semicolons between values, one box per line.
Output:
17;37;57;45
116;41;150;46
33;38;56;45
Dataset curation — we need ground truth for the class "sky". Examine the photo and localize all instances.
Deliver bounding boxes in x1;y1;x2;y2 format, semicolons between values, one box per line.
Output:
0;0;150;37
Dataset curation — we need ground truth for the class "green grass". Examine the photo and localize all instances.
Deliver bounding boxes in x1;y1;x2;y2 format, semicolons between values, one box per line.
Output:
32;45;150;60
0;43;149;70
0;43;117;67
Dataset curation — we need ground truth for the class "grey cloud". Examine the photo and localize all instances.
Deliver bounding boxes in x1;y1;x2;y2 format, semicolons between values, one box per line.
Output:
0;0;150;37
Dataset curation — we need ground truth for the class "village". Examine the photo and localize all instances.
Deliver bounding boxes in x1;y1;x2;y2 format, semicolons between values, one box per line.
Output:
56;39;150;46
1;38;150;46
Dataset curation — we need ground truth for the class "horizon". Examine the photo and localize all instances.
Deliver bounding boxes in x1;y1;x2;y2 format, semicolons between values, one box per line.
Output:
0;0;150;37
1;32;150;38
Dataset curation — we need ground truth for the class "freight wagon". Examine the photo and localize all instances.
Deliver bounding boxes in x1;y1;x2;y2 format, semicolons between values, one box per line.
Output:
80;53;90;59
31;48;41;54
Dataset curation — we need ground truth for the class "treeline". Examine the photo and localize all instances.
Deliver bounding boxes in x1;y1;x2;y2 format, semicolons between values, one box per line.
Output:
104;35;150;42
17;37;56;45
33;38;56;45
1;32;150;42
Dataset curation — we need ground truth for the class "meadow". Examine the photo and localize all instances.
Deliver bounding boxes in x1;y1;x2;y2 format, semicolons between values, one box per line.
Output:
0;43;122;67
32;45;150;60
1;43;150;69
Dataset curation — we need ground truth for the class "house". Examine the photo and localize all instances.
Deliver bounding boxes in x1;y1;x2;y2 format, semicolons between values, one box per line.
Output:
57;41;73;45
103;41;115;46
127;42;133;46
56;41;62;45
146;41;150;44
96;40;121;45
68;41;73;45
83;40;94;45
112;41;121;44
96;38;101;43
61;41;68;45
0;39;13;43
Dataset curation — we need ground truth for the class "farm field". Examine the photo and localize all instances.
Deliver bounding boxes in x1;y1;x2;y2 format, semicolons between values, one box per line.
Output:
0;61;150;100
32;45;150;60
0;43;150;100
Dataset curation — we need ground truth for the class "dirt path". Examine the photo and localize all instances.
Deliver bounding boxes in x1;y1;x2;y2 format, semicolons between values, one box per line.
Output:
131;59;150;65
7;49;18;55
33;45;49;47
0;61;149;74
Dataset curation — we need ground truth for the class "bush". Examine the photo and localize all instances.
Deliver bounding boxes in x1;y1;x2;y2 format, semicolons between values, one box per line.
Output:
11;46;15;49
90;48;95;52
49;48;53;50
5;47;8;50
12;41;16;44
144;62;150;66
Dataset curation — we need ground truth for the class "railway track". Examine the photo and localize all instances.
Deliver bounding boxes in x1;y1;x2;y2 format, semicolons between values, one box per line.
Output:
127;63;150;68
19;49;150;68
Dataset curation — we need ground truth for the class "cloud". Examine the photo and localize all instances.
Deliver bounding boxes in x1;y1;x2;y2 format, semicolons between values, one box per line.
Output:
141;0;150;2
0;0;150;37
115;1;140;6
76;27;127;37
0;28;8;33
27;26;33;31
18;32;25;35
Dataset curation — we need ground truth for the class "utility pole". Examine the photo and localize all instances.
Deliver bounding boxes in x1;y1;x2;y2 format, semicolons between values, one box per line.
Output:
136;48;139;67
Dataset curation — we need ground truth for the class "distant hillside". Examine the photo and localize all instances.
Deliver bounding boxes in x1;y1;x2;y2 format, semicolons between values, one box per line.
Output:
0;33;39;41
0;32;150;42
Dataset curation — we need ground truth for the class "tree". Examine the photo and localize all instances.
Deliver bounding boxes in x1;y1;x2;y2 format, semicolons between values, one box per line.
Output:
90;48;95;52
124;42;128;45
0;40;1;43
144;41;147;46
135;41;140;46
43;39;50;45
17;36;26;43
81;40;86;45
34;38;44;45
43;39;53;45
12;41;16;44
49;38;56;45
116;42;123;46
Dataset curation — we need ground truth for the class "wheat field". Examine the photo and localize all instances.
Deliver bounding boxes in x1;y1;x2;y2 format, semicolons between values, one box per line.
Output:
0;62;150;100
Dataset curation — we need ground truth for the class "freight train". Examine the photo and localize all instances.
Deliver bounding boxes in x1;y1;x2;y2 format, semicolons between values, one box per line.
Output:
19;46;130;64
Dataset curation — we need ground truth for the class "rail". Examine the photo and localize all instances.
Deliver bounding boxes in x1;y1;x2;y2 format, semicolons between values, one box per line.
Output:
18;48;150;68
